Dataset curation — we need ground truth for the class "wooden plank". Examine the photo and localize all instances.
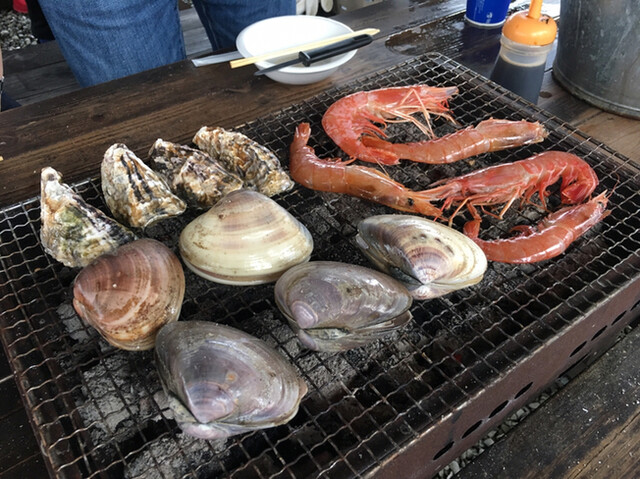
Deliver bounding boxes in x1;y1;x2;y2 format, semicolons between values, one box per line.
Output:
459;325;640;479
0;0;476;207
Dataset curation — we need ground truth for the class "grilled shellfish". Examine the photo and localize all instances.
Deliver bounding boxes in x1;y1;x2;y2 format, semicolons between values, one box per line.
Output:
155;321;307;440
275;261;413;351
148;139;243;209
101;143;187;228
179;189;313;285
40;167;136;268
193;126;294;197
355;215;488;299
73;238;185;350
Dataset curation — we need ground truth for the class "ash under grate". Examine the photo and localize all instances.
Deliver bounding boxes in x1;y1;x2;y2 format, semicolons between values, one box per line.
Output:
1;53;639;479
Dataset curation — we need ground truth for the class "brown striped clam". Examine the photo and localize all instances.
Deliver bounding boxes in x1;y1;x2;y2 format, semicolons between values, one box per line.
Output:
101;143;187;228
155;321;307;440
72;238;185;351
179;189;313;285
40;167;136;268
355;215;487;299
274;261;413;351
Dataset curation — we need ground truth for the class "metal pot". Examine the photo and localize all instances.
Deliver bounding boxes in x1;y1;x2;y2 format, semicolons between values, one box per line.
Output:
553;0;640;118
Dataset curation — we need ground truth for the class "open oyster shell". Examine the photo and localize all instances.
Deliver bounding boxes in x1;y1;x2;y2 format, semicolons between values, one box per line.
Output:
193;126;294;197
355;215;488;299
275;261;413;351
73;238;185;350
179;189;313;285
101;143;186;228
40;167;136;268
148;139;243;209
155;321;307;440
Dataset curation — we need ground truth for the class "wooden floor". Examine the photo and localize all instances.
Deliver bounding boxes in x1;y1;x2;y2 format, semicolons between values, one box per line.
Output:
1;5;640;479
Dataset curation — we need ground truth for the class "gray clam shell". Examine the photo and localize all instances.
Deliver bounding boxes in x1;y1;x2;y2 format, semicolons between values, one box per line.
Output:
155;321;307;440
101;143;186;228
40;167;136;268
148;139;243;209
355;214;488;299
274;261;413;352
193;126;294;197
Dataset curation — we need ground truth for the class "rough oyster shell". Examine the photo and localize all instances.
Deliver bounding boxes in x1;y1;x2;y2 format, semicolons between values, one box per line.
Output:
355;215;487;299
101;143;186;228
148;139;243;209
179;189;313;285
155;321;307;440
193;126;294;197
275;261;413;351
73;238;185;350
40;167;136;268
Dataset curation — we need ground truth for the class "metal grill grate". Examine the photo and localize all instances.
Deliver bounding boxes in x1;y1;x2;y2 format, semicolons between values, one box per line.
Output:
1;53;639;479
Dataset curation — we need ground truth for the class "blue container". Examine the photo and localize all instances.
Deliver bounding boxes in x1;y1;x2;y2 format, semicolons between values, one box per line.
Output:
465;0;510;28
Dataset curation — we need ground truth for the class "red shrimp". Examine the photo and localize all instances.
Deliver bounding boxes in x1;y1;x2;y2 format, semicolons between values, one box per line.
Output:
322;85;458;165
420;151;599;223
322;86;547;165
289;123;442;217
463;192;610;263
360;118;548;164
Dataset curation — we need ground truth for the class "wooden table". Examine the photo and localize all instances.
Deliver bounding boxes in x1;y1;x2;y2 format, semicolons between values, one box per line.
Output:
1;1;638;477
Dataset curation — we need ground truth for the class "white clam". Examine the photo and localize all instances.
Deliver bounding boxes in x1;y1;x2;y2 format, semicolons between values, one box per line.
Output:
179;189;314;285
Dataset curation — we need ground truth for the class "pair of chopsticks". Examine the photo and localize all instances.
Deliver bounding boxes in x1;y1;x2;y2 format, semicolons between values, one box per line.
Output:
229;27;379;69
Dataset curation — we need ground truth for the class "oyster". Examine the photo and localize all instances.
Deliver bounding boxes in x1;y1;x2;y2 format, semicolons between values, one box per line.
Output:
40;167;136;268
73;238;185;350
275;261;413;351
101;143;186;228
155;321;307;440
193;126;294;197
355;215;488;299
179;189;313;285
148;139;243;209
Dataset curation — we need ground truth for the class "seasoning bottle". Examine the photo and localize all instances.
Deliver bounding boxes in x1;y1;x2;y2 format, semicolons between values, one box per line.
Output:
489;0;557;104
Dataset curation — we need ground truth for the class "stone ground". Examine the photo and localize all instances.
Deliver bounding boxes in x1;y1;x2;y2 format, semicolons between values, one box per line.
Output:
0;9;36;50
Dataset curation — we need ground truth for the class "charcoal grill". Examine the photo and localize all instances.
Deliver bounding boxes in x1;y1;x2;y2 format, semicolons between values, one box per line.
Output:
1;53;639;479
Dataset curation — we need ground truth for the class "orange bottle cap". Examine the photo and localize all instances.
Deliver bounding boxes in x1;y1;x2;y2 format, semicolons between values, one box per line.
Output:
502;8;557;46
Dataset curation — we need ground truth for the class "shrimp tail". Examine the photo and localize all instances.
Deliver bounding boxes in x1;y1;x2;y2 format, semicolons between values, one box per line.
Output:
463;192;610;263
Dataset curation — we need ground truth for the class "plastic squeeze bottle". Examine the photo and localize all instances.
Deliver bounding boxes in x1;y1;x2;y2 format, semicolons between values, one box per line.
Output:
489;0;557;104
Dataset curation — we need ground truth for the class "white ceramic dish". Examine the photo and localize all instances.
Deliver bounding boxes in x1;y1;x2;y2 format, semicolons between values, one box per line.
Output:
236;15;357;85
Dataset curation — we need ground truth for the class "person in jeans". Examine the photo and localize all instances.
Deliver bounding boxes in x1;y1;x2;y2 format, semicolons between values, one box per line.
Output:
37;0;295;87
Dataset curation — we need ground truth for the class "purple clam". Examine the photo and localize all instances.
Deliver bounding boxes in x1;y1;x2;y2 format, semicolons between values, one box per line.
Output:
274;261;413;351
154;321;307;440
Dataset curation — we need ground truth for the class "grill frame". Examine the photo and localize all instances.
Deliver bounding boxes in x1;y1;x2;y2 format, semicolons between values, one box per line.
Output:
1;52;639;479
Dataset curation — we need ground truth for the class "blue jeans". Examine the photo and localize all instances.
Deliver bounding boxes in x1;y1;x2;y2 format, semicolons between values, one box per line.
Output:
38;0;295;87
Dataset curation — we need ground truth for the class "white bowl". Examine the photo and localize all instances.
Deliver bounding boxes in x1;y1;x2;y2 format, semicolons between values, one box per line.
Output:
236;15;357;85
